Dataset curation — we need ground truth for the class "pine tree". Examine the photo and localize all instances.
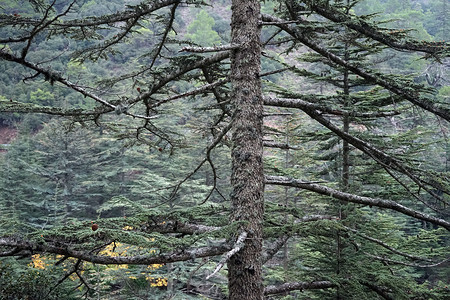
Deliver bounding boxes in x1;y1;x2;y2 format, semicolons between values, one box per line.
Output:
0;1;449;299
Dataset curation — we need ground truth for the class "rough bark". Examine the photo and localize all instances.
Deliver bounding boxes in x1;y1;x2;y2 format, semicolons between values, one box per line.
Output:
228;1;264;299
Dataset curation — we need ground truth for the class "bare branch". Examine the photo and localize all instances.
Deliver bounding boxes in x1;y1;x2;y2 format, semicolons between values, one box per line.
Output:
152;65;289;109
259;20;300;26
265;175;450;230
206;231;247;280
0;51;230;121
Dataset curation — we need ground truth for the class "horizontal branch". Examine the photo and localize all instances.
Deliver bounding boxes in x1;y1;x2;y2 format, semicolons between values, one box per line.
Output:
264;97;400;118
259;20;300;26
265;175;450;230
263;141;301;150
179;44;241;53
264;280;336;295
0;237;230;265
0;100;97;116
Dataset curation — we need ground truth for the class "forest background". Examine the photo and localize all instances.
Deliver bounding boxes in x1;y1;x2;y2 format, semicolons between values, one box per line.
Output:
0;0;449;299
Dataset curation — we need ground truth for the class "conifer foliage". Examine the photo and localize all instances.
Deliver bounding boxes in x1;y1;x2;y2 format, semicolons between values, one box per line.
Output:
0;0;449;299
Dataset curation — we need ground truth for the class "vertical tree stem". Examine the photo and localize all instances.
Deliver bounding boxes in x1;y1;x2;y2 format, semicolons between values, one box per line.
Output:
228;1;264;299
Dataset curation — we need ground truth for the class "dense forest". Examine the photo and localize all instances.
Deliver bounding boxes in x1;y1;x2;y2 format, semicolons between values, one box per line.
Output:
0;0;449;299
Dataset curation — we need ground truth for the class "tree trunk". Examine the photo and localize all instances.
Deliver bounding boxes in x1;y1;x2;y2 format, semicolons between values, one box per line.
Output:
228;1;264;300
337;19;351;297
